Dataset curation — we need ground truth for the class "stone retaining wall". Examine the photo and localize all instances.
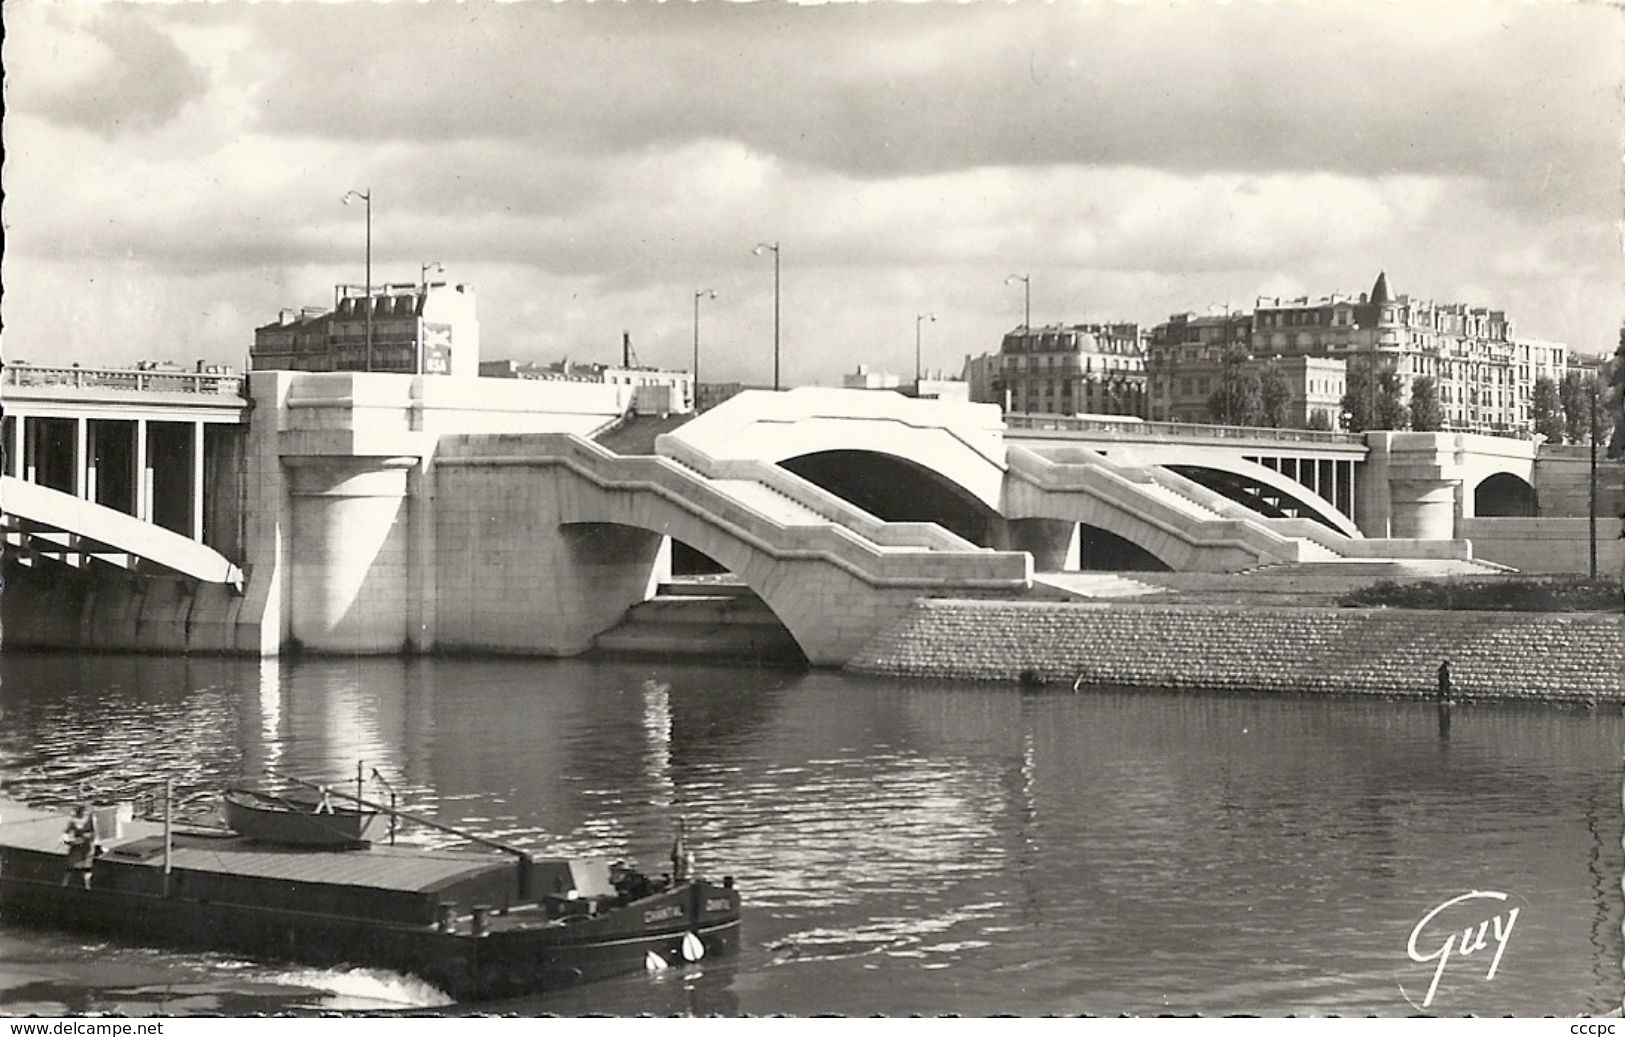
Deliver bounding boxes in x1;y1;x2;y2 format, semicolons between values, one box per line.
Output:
847;599;1625;704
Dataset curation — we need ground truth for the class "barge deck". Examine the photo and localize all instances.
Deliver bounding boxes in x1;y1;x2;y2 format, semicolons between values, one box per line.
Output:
0;797;741;1001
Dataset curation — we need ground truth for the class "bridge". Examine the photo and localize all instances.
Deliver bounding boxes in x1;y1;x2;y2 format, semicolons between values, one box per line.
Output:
2;363;247;583
2;367;1615;664
1007;413;1365;536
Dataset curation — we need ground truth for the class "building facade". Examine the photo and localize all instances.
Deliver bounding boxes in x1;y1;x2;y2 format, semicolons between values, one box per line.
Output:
1144;312;1254;423
961;352;1003;406
989;322;1147;417
251;280;481;377
1146;273;1569;433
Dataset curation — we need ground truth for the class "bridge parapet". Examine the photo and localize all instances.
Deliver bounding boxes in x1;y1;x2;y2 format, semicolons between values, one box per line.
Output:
1006;413;1366;452
5;362;245;399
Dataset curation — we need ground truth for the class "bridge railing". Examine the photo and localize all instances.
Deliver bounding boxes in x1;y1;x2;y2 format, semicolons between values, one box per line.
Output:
1005;412;1363;446
3;363;244;396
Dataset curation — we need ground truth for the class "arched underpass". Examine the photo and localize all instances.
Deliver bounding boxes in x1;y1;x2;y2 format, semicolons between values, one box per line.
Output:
1078;525;1172;571
779;450;1004;546
1474;472;1538;517
588;532;807;667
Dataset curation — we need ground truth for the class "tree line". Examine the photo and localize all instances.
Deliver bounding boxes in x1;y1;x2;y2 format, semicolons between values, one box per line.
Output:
1201;348;1620;449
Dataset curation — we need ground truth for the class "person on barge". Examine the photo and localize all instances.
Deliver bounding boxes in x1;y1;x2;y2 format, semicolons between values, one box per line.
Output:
60;804;96;889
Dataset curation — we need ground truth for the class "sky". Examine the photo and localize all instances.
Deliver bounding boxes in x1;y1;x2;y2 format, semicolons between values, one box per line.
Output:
3;0;1622;388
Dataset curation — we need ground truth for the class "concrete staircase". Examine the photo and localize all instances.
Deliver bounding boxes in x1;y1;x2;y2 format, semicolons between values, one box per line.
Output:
592;582;807;664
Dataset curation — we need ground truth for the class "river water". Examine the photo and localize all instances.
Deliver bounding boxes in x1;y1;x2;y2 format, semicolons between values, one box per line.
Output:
0;652;1618;1017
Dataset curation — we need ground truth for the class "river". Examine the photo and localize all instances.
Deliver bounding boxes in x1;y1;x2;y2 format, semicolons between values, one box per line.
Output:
0;652;1618;1016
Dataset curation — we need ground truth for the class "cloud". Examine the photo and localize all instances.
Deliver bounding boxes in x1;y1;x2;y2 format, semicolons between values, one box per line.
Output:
1;0;1619;386
8;10;207;135
216;2;1622;214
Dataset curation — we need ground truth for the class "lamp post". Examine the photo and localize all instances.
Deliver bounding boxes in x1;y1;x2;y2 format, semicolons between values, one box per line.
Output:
693;288;716;409
341;189;373;372
753;241;780;390
1589;379;1599;579
1210;301;1233;425
915;312;936;390
1005;274;1030;330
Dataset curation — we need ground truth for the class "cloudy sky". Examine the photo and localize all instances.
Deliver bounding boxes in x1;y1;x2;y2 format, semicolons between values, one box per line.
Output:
3;1;1621;387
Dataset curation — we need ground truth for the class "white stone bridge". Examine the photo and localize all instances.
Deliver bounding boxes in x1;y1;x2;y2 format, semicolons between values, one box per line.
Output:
4;371;1610;665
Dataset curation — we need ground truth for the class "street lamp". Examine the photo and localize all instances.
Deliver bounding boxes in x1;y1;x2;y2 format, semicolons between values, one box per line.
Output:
915;312;936;388
1005;274;1031;330
753;241;780;390
341;189;373;372
693;288;717;409
1210;301;1234;424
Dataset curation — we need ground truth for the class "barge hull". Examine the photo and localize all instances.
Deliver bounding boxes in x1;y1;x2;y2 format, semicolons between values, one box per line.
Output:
0;873;741;1001
0;801;743;1002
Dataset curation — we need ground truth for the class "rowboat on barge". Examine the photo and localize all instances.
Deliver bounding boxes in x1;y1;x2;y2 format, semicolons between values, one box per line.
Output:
0;785;741;1002
221;786;390;848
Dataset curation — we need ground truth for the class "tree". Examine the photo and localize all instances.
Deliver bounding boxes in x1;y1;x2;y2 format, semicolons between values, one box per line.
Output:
1259;364;1292;428
1374;369;1408;430
1341;362;1406;431
1560;372;1588;444
1207;369;1263;426
1341;366;1373;432
1609;342;1624;459
1306;409;1334;432
1531;375;1564;442
1577;370;1612;452
1409;375;1444;432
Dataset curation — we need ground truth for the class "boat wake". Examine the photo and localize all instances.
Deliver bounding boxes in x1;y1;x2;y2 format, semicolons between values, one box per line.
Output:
256;965;455;1009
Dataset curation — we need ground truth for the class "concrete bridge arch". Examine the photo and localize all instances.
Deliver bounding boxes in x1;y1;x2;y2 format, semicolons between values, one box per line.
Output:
1163;457;1359;536
669;388;1009;514
778;449;1005;547
430;434;1028;665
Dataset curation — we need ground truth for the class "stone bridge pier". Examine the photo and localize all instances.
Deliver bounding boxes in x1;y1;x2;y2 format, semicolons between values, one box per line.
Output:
285;456;420;654
1356;432;1540;540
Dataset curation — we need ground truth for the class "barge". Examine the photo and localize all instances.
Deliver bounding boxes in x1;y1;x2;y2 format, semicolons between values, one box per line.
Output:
0;796;740;1002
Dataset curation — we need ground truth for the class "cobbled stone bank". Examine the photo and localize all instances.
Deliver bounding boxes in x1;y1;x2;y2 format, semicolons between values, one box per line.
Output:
847;599;1625;704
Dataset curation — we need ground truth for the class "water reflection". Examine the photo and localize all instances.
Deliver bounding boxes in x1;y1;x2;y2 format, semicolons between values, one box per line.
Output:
0;652;1618;1017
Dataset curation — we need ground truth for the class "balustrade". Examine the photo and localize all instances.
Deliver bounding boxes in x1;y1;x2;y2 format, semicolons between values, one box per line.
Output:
1004;412;1362;446
3;363;244;396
